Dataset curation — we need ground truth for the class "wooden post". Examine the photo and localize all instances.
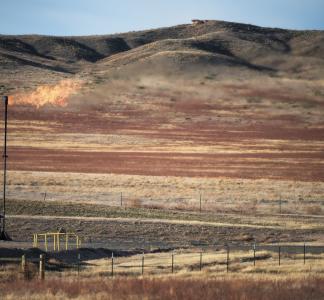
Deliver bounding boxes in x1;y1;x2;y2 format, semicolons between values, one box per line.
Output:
77;253;81;276
199;252;202;271
35;234;38;248
171;253;174;273
76;236;79;249
278;246;281;266
304;243;306;265
253;243;256;266
142;252;144;275
21;254;26;278
226;246;229;272
121;192;123;207
111;253;114;277
65;234;69;251
39;254;45;280
199;193;202;213
44;234;48;252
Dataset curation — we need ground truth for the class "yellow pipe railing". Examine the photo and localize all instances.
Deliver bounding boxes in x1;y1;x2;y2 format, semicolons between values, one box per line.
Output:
32;232;82;252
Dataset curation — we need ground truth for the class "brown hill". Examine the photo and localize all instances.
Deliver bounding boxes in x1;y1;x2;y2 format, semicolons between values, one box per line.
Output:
1;20;324;94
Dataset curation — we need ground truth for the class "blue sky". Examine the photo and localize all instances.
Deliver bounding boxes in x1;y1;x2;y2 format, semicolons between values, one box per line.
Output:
1;0;324;36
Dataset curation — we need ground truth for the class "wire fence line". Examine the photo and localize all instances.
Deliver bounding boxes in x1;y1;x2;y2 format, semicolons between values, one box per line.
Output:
1;244;324;279
5;186;324;216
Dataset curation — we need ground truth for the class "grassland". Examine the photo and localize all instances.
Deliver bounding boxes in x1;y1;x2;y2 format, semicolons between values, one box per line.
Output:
0;20;324;299
1;250;324;299
3;198;323;250
1;276;323;300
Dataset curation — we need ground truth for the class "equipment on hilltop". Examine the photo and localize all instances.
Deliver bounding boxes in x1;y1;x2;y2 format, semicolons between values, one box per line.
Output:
0;96;11;240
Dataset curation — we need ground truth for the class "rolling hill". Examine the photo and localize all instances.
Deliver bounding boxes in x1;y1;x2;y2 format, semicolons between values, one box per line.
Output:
1;20;324;95
0;20;323;209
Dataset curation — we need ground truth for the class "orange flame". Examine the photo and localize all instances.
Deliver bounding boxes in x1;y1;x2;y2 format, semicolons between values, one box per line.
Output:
9;79;83;108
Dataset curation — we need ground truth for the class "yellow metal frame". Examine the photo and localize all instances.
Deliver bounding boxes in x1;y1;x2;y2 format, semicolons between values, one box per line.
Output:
33;232;82;252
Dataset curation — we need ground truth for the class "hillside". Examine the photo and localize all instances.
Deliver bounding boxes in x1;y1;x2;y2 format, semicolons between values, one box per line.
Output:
0;20;323;210
1;20;324;95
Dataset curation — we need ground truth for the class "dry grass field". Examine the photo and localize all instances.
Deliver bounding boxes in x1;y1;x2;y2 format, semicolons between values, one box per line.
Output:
0;20;324;299
1;249;324;299
1;276;323;300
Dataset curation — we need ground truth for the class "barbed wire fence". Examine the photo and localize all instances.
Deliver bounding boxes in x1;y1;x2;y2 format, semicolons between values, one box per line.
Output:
4;184;324;216
1;244;324;279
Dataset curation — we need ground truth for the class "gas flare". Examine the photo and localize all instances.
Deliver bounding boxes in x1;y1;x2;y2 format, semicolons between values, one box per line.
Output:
9;79;83;108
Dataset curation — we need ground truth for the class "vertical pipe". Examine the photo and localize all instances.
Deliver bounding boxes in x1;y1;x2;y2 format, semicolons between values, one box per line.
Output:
45;234;48;252
1;96;8;236
53;234;56;251
66;234;69;251
57;234;60;251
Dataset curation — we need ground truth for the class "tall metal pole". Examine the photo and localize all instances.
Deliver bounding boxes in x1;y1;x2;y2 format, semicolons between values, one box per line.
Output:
0;96;10;240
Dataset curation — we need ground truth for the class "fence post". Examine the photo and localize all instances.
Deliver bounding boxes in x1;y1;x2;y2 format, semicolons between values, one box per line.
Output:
111;253;114;277
227;246;229;272
77;253;81;277
171;253;174;273
199;193;202;213
253;243;256;266
21;254;26;278
121;192;123;207
39;254;45;280
199;252;202;271
278;246;281;266
304;243;306;265
142;252;144;275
